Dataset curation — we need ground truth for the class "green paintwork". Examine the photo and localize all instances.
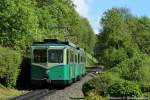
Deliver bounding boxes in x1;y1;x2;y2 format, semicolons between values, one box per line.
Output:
31;65;47;80
76;64;81;77
48;64;69;80
31;63;86;81
31;63;85;80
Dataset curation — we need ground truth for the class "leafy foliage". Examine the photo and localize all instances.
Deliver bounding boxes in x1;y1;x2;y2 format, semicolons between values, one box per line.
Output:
85;90;104;100
95;8;141;69
0;0;39;53
91;7;150;98
94;7;150;81
0;46;21;87
129;16;150;55
83;72;123;96
108;81;142;97
116;56;144;81
102;47;128;68
0;0;96;54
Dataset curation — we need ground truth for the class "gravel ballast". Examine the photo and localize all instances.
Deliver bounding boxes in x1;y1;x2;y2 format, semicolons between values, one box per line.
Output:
41;74;94;100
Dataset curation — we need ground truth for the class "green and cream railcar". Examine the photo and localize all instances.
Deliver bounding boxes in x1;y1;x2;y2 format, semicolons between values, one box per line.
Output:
31;39;86;86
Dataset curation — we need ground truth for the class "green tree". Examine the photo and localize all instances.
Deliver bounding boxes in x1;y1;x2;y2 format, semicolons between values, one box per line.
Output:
0;0;39;53
95;8;140;68
132;16;150;55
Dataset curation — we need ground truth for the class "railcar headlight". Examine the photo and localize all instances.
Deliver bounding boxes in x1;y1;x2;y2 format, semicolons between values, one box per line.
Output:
96;71;99;74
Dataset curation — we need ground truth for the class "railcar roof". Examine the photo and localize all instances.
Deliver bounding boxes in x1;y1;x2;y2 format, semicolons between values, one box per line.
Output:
32;39;84;51
32;43;67;46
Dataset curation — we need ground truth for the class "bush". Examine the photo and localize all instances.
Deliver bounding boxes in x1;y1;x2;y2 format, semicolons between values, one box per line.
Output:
139;56;150;84
85;90;104;100
83;72;123;96
102;48;128;69
0;46;21;87
110;55;150;84
107;81;142;97
141;84;150;92
139;56;150;92
117;56;144;81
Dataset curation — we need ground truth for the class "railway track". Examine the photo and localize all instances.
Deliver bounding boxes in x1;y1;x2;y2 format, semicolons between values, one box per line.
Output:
10;66;101;100
10;89;56;100
86;66;102;74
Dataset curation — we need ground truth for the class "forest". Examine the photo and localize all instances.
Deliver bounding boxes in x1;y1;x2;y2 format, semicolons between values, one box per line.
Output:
84;8;150;99
0;0;150;100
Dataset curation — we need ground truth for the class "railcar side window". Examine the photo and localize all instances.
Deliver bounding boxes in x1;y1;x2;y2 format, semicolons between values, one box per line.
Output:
33;49;47;63
67;49;70;64
75;55;78;63
78;54;80;63
48;49;63;63
70;51;73;63
81;55;84;63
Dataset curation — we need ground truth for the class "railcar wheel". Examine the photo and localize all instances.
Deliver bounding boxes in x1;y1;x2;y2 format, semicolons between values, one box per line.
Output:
77;76;81;81
72;78;77;83
46;80;53;89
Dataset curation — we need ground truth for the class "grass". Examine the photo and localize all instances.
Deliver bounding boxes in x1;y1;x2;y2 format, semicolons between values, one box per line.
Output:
0;84;29;100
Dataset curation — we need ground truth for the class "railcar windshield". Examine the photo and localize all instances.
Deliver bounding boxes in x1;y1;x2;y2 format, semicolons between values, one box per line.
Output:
33;49;47;63
48;49;63;63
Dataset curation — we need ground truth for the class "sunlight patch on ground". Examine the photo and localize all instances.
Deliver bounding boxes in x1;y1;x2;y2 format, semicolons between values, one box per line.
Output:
0;87;28;100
